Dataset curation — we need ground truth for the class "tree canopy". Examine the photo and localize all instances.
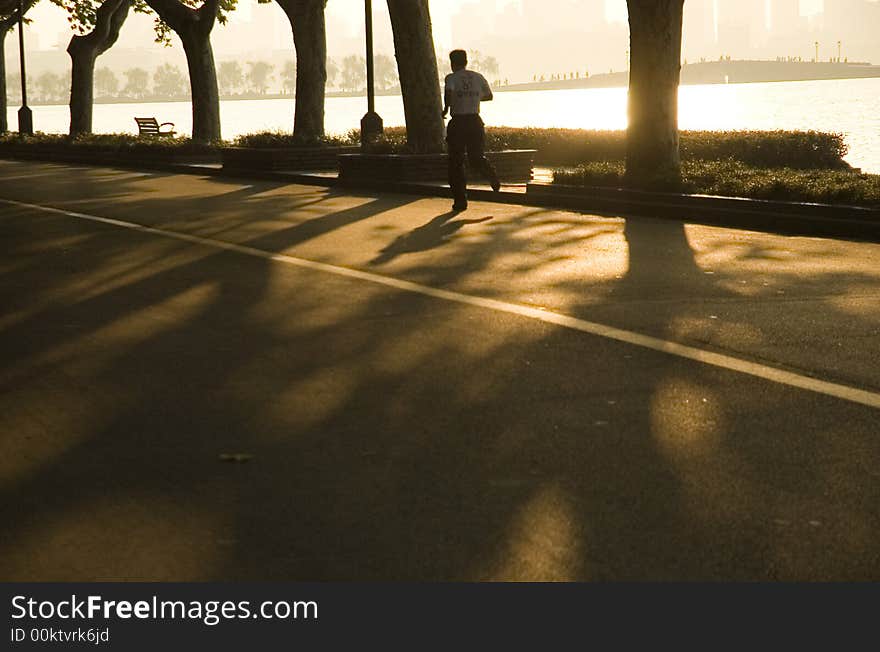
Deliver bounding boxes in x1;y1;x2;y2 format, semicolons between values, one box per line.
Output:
48;0;235;44
146;0;237;45
1;0;38;29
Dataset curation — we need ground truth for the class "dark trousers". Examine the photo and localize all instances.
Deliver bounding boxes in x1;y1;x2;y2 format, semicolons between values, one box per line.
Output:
446;114;499;203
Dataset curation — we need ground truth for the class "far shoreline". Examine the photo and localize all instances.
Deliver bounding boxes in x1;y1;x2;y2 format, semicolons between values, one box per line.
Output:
9;61;880;109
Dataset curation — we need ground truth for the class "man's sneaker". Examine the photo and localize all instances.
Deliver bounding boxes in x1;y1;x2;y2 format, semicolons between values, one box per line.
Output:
452;201;468;212
490;177;501;193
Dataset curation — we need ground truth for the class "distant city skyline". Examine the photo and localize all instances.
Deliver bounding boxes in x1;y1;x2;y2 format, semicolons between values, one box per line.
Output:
5;0;878;85
12;1;857;51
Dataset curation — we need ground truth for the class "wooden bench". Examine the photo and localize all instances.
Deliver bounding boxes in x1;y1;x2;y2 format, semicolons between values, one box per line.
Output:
134;117;175;137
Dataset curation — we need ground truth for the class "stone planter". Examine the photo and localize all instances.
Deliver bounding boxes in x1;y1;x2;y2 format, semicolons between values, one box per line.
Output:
338;149;536;184
222;146;360;172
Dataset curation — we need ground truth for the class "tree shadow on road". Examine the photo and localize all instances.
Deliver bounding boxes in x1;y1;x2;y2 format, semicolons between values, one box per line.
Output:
1;166;879;581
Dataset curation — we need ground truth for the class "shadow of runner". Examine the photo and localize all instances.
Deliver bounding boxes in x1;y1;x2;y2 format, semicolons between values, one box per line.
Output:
370;212;494;265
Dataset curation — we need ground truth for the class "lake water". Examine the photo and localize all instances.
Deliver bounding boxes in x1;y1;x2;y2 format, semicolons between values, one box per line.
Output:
7;77;880;172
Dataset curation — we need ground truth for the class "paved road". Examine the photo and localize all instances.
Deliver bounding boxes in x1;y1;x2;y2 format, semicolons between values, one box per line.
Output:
1;160;879;581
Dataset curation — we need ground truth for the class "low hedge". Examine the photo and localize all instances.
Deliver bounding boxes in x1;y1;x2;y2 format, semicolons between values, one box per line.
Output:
232;131;359;148
485;128;849;169
242;128;409;153
553;160;880;208
343;127;849;169
0;132;218;154
3;129;850;171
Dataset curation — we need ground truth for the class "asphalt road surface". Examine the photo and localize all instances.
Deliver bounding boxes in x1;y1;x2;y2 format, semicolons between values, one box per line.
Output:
1;160;879;581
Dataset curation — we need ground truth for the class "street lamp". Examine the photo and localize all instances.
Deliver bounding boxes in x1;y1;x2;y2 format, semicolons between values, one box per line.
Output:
837;40;842;63
814;41;819;63
17;0;33;135
360;0;383;147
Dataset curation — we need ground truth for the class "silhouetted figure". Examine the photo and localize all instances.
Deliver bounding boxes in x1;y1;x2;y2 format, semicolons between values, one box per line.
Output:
442;49;500;212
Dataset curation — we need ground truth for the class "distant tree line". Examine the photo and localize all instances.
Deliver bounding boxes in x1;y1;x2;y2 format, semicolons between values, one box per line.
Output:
6;49;503;105
6;48;506;105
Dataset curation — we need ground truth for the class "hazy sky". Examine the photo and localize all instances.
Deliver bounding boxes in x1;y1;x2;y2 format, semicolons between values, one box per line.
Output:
330;1;823;40
25;0;828;50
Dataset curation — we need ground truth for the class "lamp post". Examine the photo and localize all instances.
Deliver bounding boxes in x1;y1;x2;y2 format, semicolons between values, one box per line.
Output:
814;41;819;63
360;0;383;147
17;0;32;135
837;40;842;63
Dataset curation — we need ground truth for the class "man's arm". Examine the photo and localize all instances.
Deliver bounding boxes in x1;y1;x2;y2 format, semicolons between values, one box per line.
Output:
442;75;452;118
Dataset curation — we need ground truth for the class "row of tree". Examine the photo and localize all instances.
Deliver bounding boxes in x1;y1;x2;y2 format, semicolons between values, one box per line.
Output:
1;0;686;183
4;64;190;103
5;48;504;105
5;70;70;104
5;54;411;104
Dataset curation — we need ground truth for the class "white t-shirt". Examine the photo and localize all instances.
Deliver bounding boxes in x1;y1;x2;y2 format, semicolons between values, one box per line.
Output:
444;69;492;116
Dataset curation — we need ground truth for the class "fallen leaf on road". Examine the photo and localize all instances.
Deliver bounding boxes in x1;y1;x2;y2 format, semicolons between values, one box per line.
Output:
219;453;253;463
773;519;790;526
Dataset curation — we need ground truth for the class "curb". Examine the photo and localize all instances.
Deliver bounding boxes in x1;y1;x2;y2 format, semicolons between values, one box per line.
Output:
2;152;878;242
525;183;880;241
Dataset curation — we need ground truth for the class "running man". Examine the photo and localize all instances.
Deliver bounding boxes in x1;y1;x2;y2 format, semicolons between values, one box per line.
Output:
442;49;501;212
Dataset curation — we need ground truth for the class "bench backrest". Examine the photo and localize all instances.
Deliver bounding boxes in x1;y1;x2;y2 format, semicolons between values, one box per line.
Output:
135;117;161;135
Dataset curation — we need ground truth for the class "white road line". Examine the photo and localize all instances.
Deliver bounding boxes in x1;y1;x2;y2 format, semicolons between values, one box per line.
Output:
4;196;880;410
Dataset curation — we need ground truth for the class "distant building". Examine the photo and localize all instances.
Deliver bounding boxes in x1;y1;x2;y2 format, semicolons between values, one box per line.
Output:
769;0;801;36
459;0;617;82
764;0;808;59
451;0;495;49
820;0;880;63
683;0;716;60
716;0;767;57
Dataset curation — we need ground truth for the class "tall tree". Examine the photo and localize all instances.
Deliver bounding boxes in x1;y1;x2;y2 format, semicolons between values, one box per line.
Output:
625;0;685;184
153;62;187;97
246;60;273;94
340;54;364;92
145;0;235;142
280;59;296;94
94;66;118;97
373;53;397;92
218;59;242;95
6;71;21;104
270;0;326;140
57;0;131;136
0;0;38;133
37;71;70;104
476;55;500;83
386;0;444;153
122;66;149;98
325;56;337;89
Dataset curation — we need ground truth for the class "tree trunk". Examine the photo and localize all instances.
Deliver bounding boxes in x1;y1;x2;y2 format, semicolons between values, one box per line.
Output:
67;0;130;136
180;29;221;143
68;46;97;136
275;0;326;141
386;0;444;153
145;0;222;143
625;0;684;185
0;28;8;134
